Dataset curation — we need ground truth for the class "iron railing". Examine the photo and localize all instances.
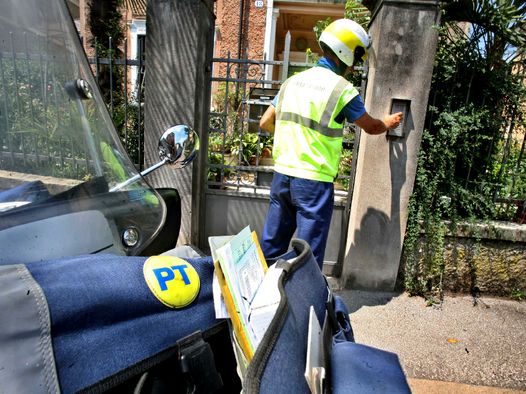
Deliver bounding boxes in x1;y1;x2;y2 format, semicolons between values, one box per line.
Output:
425;60;526;223
207;50;364;195
0;38;93;180
0;36;145;179
88;37;145;170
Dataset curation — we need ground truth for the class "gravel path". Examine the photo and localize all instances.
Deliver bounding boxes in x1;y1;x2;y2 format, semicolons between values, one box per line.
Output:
333;289;526;392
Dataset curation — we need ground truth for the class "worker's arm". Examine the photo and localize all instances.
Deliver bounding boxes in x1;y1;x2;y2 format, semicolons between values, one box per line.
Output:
354;111;403;135
259;104;276;133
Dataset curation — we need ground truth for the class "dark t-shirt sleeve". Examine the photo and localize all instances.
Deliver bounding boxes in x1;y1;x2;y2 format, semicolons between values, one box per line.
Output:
335;95;366;124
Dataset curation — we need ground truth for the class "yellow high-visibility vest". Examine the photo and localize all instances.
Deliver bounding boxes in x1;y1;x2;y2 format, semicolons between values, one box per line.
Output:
273;67;359;182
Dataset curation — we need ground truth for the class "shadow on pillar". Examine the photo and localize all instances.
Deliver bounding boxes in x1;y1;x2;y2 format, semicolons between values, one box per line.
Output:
346;110;414;291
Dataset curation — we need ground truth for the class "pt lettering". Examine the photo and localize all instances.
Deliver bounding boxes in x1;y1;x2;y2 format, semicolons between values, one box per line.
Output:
153;264;191;290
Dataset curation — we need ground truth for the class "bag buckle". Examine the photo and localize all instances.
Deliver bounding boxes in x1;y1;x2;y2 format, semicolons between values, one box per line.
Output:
178;331;224;393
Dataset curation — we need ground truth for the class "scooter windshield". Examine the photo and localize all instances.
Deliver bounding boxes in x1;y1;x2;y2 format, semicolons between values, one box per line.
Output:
0;0;166;263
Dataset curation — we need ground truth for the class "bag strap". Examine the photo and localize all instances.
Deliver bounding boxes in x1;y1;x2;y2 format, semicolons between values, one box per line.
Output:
177;331;224;393
80;322;231;394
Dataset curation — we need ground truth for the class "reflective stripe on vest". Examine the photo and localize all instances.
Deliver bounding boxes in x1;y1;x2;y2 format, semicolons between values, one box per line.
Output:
276;77;350;138
273;67;359;182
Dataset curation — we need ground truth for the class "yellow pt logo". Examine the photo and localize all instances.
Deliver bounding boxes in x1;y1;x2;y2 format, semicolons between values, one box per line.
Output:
143;256;200;308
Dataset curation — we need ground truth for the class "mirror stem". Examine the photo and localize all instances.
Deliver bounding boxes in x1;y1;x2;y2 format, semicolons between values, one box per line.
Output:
109;158;169;192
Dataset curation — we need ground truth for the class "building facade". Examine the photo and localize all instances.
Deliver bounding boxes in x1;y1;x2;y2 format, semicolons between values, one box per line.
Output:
70;0;347;79
214;0;346;82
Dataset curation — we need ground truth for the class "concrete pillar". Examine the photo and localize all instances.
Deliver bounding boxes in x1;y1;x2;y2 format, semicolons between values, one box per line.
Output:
340;0;440;290
144;0;214;246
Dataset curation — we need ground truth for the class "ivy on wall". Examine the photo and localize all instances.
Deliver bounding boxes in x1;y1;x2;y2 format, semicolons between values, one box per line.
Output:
402;0;526;300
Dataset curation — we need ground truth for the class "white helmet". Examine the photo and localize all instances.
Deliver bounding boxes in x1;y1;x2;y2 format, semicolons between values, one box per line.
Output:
319;19;370;66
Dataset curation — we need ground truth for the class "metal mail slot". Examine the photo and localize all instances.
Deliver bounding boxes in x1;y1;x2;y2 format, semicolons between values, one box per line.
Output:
388;99;411;138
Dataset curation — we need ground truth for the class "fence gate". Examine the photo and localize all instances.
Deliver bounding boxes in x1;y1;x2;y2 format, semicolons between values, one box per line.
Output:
199;43;367;276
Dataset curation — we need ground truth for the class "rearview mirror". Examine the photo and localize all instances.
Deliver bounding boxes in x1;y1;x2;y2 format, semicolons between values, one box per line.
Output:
158;125;199;168
110;125;199;192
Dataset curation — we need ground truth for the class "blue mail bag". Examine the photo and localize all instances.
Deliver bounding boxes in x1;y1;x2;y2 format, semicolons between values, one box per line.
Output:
0;254;241;394
243;239;411;394
244;239;329;394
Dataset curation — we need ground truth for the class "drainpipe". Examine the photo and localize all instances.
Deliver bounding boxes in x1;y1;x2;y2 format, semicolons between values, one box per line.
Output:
237;0;245;60
235;0;245;104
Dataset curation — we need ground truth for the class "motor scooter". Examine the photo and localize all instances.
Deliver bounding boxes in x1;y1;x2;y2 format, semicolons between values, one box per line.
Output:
0;8;195;263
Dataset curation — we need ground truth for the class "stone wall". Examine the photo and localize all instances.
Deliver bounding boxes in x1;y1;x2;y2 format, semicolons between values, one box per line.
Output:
414;222;526;297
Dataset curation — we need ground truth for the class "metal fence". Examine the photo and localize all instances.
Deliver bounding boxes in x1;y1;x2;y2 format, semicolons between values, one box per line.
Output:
492;63;526;222
425;58;526;223
207;46;365;197
0;35;92;180
87;37;145;171
0;37;145;181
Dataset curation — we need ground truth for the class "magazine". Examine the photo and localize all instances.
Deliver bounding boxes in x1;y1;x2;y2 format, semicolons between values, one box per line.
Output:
209;226;281;361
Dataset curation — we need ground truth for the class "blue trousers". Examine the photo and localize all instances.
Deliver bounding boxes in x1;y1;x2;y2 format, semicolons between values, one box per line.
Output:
260;172;334;269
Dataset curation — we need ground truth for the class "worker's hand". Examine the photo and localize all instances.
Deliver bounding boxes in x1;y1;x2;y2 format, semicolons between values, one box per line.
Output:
384;112;403;130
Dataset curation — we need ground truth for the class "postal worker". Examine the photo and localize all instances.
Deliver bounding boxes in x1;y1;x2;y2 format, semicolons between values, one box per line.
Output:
259;18;403;269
